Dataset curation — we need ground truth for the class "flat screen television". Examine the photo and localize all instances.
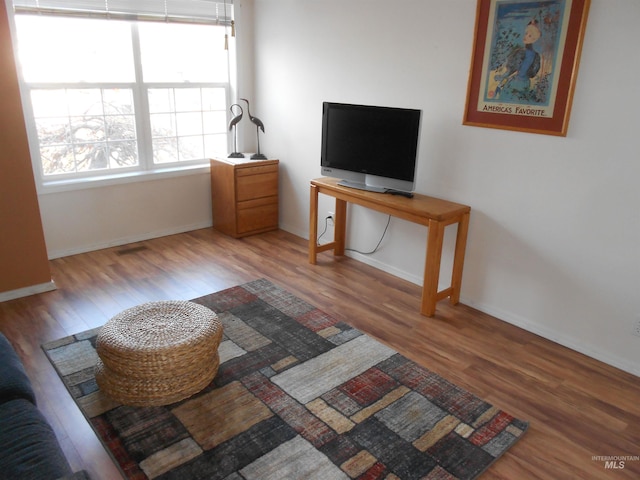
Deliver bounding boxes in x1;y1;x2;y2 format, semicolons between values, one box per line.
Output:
320;101;422;195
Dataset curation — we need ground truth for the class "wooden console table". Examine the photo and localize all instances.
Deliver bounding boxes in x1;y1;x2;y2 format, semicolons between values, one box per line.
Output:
308;177;471;317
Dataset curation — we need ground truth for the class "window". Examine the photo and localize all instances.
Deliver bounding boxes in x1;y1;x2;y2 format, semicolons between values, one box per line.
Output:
11;3;234;188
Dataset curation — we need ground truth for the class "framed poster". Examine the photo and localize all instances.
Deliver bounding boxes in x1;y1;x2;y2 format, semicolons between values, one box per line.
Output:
463;0;590;136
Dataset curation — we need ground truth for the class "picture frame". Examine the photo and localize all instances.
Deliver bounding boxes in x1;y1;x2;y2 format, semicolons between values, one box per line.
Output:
463;0;590;136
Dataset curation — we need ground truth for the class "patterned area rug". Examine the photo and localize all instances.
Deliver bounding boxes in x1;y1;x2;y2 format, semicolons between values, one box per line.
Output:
43;279;528;480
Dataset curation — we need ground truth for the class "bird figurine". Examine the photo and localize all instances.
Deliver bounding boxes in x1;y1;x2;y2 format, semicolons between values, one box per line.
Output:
240;98;267;160
227;103;244;158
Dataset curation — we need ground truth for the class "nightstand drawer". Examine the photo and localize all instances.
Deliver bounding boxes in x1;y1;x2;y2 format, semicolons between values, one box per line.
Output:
236;164;278;177
237;197;278;234
237;171;278;202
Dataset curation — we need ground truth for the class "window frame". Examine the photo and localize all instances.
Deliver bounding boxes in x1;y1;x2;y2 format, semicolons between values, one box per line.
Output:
11;14;233;194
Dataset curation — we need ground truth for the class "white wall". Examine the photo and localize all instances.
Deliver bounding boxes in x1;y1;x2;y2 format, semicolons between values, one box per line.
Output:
41;171;213;258
252;0;640;376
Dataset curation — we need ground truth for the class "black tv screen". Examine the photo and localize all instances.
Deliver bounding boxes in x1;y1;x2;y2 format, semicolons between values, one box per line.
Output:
320;102;421;193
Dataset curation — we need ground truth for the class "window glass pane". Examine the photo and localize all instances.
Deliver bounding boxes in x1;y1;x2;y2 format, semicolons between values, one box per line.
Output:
178;136;204;161
41;145;74;175
74;143;108;172
31;88;138;176
139;23;228;83
67;89;104;116
35;117;70;145
149;86;226;164
31;90;68;117
176;112;204;136
148;89;175;114
175;89;202;112
203;111;227;134
103;89;135;115
107;116;137;141
202;88;227;110
150;113;177;137
15;16;134;83
108;141;138;168
204;134;227;158
153;138;179;164
71;116;106;142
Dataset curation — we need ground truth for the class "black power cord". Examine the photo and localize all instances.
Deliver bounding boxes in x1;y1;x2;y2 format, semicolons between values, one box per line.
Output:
316;215;391;255
316;215;332;246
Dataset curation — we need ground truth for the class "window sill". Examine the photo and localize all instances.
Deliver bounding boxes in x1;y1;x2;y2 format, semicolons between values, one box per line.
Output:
37;162;211;195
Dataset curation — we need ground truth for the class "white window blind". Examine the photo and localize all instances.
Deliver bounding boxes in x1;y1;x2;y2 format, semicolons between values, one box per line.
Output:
12;0;234;25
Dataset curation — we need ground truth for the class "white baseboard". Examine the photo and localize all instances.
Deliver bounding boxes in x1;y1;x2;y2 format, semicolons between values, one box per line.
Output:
348;252;640;377
0;281;57;302
284;223;640;378
347;251;640;377
345;251;423;285
282;222;425;285
47;222;213;260
279;222;307;241
462;297;640;378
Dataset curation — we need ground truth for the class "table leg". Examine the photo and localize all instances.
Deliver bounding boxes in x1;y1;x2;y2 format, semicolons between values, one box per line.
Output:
334;199;347;256
422;219;445;317
450;212;470;305
309;184;319;264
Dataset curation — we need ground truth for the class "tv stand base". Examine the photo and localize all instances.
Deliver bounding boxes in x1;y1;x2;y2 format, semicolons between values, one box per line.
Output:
337;179;386;193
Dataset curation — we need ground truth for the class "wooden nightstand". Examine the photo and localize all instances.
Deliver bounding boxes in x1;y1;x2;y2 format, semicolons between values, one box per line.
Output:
210;156;279;238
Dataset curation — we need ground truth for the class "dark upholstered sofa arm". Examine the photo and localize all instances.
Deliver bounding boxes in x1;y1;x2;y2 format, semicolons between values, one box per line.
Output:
0;398;73;479
0;332;88;479
0;332;36;404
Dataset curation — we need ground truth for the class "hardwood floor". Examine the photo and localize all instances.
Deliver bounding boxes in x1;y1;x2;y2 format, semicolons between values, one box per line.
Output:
1;228;638;479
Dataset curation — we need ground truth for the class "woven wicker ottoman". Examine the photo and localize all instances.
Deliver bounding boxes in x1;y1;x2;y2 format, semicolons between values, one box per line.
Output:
95;300;223;407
